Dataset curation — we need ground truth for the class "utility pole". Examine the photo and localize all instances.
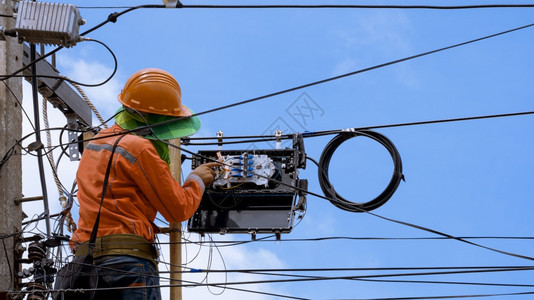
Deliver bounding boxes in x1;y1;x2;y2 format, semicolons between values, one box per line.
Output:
0;0;23;297
169;140;182;300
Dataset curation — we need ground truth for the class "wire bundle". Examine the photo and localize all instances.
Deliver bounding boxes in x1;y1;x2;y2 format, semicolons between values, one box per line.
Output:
318;130;404;212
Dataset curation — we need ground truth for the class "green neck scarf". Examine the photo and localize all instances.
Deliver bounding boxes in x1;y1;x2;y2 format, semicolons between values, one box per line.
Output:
115;109;171;165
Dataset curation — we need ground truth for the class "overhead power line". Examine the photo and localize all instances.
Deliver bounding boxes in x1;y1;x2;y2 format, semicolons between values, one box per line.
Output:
171;265;534;274
350;291;534;300
78;4;534;10
174;235;534;246
139;20;534;126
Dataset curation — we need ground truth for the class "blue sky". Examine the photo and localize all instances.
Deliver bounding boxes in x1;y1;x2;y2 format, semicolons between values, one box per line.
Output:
19;1;534;299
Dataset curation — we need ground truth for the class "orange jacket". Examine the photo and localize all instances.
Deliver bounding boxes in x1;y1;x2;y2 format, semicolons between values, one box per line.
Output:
71;124;204;247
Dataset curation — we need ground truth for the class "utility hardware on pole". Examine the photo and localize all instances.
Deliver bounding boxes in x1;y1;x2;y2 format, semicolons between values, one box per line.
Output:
0;1;23;297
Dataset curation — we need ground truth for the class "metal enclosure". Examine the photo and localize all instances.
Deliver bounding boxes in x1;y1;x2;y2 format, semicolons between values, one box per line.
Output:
15;1;84;47
188;147;306;237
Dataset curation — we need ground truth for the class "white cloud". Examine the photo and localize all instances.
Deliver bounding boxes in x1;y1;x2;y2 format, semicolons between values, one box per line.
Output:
56;53;123;120
157;233;290;300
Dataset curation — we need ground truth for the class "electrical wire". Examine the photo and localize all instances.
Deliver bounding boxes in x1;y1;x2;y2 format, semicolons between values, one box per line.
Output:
162;235;534;247
30;263;534;296
13;15;534;292
6;39;117;87
104;20;534;137
183;110;534;144
51;256;307;300
56;108;534;151
174;142;534;263
318;130;404;212
1;81;36;132
164;265;534;274
77;4;534;10
186;21;534;120
49;265;534;289
0;5;158;83
345;291;534;300
11;103;531;259
354;277;534;288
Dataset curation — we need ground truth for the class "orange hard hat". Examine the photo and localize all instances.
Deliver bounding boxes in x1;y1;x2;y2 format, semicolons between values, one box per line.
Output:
118;68;192;117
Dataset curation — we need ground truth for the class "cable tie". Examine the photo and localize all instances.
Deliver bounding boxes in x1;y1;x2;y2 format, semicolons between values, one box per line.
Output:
190;268;202;273
341;128;357;132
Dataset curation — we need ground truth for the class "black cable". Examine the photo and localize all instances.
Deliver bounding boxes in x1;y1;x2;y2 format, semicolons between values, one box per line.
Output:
0;46;61;82
177;134;534;262
5;39;117;87
78;4;534;10
35;16;509;144
1;81;35;132
122;18;534;140
183;110;534;143
79;5;164;36
14;253;534;296
167;235;534;246
348;291;534;300
18;114;534;265
26;108;534;158
0;143;17;171
184;21;534;120
0;5;160;83
51;257;309;300
355;277;534;288
236;269;534;289
62;38;118;87
165;265;534;274
318;130;404;212
61;266;534;289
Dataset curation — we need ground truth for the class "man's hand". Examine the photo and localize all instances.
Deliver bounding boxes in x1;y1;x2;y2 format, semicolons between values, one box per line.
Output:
190;162;220;186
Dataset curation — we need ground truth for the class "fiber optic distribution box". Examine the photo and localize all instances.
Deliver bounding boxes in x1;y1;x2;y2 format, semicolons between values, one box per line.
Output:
187;136;307;238
15;1;85;47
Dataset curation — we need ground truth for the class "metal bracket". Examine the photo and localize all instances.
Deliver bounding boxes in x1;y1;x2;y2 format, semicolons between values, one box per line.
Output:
217;130;223;150
275;130;282;149
66;113;81;161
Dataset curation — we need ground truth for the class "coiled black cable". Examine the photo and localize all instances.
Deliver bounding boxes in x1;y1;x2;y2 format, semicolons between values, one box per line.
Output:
318;130;404;212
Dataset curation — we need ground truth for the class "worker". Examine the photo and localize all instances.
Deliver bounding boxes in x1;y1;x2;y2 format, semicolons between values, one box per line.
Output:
70;68;217;299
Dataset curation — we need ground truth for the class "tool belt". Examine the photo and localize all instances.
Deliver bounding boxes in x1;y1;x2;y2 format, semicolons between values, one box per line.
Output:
75;234;158;263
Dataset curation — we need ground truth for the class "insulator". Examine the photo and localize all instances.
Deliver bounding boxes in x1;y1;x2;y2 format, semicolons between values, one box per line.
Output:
25;282;46;300
27;242;46;261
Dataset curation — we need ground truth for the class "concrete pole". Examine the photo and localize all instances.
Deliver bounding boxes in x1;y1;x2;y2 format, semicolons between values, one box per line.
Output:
0;0;23;296
168;139;182;300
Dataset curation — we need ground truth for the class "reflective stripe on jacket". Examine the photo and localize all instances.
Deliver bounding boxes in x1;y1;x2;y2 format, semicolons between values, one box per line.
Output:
71;124;204;248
